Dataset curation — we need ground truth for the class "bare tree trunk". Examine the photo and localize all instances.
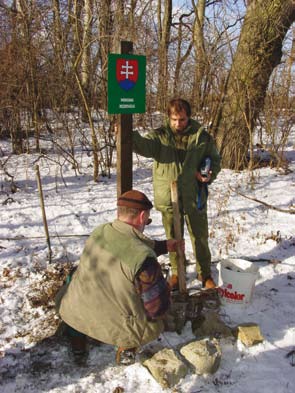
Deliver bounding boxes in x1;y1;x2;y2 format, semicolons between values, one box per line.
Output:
81;0;93;121
16;0;43;152
284;26;295;106
173;13;193;96
157;0;172;111
52;0;64;75
97;0;112;111
113;0;124;41
191;0;207;113
213;0;295;170
73;0;99;181
5;0;28;154
128;0;137;42
71;0;83;77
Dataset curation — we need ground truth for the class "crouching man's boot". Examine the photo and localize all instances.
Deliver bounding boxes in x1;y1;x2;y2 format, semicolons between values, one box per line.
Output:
70;336;87;356
116;347;137;365
65;324;88;364
69;335;88;365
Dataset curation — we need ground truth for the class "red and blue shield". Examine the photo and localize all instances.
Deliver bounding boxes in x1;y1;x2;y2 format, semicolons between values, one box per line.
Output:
116;59;138;91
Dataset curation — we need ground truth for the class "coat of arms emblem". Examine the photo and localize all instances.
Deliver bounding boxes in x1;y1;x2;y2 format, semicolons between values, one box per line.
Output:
116;59;138;91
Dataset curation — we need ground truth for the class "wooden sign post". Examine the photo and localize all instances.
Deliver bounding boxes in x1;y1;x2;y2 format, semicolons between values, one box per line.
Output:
107;41;146;197
116;41;133;197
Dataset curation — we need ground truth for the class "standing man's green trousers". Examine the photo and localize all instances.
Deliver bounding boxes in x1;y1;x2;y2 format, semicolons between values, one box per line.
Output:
161;208;211;279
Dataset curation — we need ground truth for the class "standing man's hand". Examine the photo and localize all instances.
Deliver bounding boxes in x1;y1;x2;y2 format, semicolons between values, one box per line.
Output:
195;171;212;183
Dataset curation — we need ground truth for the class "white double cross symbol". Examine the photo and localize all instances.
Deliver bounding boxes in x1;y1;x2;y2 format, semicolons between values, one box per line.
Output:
121;61;134;79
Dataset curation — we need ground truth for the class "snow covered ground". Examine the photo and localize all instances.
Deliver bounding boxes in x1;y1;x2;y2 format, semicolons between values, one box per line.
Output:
0;129;295;392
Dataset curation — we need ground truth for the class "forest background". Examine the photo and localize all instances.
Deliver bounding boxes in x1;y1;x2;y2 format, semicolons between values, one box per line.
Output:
1;0;295;180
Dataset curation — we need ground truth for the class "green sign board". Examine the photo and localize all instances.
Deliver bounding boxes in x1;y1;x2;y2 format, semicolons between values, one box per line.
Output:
107;54;146;114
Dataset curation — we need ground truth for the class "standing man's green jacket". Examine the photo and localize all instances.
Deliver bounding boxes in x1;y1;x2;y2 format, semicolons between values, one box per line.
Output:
133;118;221;281
133;119;220;214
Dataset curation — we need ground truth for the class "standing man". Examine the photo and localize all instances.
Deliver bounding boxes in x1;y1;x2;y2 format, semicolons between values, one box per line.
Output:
57;190;180;365
133;98;221;289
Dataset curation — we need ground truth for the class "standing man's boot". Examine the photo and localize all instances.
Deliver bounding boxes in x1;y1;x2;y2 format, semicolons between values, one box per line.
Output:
168;274;179;291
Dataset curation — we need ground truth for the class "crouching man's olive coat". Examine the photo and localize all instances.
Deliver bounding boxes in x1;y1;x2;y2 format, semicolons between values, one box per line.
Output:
58;220;164;347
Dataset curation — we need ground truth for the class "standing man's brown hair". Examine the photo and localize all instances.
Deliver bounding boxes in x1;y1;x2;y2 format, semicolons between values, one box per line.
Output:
168;98;191;118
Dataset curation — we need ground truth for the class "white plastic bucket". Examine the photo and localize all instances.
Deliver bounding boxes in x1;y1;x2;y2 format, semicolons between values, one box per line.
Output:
217;259;259;306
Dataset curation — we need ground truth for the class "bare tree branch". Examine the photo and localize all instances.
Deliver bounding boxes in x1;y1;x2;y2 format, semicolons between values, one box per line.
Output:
229;186;295;215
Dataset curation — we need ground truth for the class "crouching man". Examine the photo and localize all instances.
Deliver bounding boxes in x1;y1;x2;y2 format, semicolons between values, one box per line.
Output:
57;190;182;365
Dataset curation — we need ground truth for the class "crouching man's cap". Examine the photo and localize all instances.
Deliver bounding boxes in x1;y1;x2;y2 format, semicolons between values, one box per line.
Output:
117;190;153;210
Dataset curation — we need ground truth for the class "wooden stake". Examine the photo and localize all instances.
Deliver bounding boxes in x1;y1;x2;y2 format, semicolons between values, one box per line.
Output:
170;181;187;294
35;165;52;262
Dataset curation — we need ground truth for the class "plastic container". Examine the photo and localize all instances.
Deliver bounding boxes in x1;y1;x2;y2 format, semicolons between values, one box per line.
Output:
217;259;259;306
